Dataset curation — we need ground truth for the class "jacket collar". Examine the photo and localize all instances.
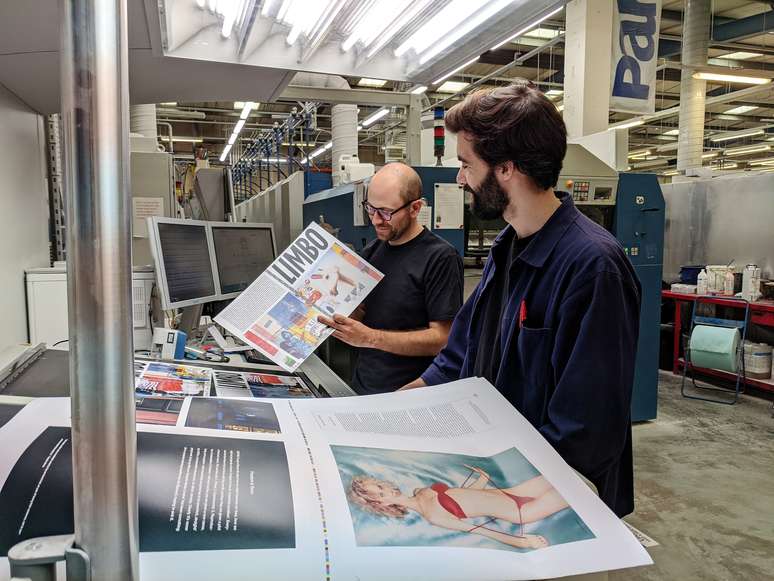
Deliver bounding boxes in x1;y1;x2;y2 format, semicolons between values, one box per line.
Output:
490;192;579;268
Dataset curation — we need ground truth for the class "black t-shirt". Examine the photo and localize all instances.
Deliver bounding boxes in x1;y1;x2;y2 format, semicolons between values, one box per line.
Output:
352;228;464;394
473;229;535;382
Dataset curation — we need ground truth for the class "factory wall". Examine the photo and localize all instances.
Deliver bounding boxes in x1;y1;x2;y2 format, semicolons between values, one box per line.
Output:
0;85;50;353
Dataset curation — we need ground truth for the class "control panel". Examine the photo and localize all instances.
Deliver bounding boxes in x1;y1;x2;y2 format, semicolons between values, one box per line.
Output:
560;177;619;206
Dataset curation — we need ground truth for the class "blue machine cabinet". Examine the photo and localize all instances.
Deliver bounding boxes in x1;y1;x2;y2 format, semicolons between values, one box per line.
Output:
613;173;665;422
302;166;464;255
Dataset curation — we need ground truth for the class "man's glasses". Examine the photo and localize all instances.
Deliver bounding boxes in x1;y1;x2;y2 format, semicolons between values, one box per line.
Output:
362;199;419;222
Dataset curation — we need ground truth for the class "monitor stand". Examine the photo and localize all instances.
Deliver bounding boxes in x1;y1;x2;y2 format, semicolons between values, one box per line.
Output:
178;304;203;339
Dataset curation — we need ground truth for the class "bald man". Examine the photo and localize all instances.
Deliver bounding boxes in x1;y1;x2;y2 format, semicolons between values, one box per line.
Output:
319;163;464;394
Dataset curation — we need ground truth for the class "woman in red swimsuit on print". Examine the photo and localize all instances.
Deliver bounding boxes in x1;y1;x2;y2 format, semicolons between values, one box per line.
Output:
348;466;569;550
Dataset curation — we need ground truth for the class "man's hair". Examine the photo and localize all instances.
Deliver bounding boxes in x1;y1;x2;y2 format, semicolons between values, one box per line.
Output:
445;80;567;190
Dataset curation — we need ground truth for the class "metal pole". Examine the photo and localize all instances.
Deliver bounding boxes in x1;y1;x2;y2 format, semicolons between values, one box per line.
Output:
61;0;139;578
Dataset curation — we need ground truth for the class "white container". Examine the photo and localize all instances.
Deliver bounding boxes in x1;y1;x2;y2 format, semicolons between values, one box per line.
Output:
724;270;735;296
743;341;772;379
705;265;731;294
697;269;709;295
742;265;762;302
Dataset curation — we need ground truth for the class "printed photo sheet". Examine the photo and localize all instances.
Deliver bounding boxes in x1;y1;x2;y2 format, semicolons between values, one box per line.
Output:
215;222;383;372
134;360;212;398
0;378;651;580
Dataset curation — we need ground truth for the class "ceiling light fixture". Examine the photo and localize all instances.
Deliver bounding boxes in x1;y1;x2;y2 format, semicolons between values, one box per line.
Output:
702;152;719;159
725;144;771;156
437;80;469;93
724;105;758;115
410;85;428;95
219;143;233;162
433;57;479;85
341;0;416;53
718;51;763;60
239;101;256;119
357;78;388;88
491;5;563;51
261;0;276;17
234;119;246;134
710;128;765;142
365;0;434;58
362;107;389;127
693;71;771;85
609;119;645;131
663;129;679;136
160;136;204;143
228;133;237;145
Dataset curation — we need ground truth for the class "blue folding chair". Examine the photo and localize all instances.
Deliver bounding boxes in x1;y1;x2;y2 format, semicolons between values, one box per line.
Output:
681;297;750;405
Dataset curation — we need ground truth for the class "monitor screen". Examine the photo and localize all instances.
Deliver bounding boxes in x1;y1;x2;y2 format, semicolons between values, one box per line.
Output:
212;226;275;295
157;222;216;305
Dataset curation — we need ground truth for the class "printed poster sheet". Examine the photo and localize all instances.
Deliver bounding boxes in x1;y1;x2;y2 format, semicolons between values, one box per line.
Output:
134;360;212;398
0;378;652;580
216;222;383;372
212;369;316;399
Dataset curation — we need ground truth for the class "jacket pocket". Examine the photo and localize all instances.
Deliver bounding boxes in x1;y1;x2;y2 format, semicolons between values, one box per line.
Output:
516;327;553;389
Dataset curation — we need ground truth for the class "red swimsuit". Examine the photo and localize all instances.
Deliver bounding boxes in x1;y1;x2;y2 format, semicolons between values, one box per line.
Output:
431;482;535;537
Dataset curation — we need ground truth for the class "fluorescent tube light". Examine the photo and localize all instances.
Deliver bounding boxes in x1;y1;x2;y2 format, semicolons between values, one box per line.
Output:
419;0;516;64
357;78;388;88
437;81;469;93
160;137;203;143
724;105;758;115
410;85;428;95
433;57;479;85
234;119;246;134
725;144;771;156
491;5;563;50
609;119;645;131
693;71;771;85
718;51;763;60
710;128;765;142
663;129;679;136
362;108;389;127
219;143;232;162
239;101;256;119
228;133;237;145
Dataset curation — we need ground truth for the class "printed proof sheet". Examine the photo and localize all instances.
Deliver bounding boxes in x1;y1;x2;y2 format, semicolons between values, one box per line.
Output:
216;222;383;372
0;378;651;580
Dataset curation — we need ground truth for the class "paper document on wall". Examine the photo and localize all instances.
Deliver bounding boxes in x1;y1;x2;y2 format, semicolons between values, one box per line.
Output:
0;378;652;580
215;222;384;371
133;197;164;238
434;183;464;229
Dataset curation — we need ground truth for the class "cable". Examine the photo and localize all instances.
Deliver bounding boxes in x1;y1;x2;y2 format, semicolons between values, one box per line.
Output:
51;339;69;347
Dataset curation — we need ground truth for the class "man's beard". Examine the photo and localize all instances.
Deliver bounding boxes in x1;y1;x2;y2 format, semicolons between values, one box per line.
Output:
375;218;410;241
465;168;509;220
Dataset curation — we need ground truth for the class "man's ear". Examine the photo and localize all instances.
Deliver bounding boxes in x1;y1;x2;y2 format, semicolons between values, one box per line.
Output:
496;160;515;181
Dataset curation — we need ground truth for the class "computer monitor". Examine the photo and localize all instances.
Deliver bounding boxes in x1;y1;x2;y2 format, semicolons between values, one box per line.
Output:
211;222;276;299
147;217;220;310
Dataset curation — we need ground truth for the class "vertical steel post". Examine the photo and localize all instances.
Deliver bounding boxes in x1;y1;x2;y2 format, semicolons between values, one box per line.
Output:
60;0;139;578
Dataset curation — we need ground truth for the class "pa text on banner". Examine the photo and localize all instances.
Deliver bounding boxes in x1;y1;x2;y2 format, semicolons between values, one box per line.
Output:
610;0;662;115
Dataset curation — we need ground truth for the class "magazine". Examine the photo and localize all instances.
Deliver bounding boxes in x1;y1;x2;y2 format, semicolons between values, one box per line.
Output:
0;378;651;580
215;222;383;372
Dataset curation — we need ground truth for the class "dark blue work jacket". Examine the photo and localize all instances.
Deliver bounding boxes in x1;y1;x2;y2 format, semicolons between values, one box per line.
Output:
421;194;641;517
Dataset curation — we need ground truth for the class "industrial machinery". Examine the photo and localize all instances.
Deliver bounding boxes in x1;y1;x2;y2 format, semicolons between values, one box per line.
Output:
560;146;665;422
302;166;465;255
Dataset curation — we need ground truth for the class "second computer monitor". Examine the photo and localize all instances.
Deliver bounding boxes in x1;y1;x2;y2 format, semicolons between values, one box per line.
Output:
211;222;276;298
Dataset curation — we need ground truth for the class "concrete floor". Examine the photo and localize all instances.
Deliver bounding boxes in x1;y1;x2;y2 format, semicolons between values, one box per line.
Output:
463;270;774;580
615;372;774;581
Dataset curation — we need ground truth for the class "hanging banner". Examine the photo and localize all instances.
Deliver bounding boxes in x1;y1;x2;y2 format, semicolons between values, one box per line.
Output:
610;0;663;114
